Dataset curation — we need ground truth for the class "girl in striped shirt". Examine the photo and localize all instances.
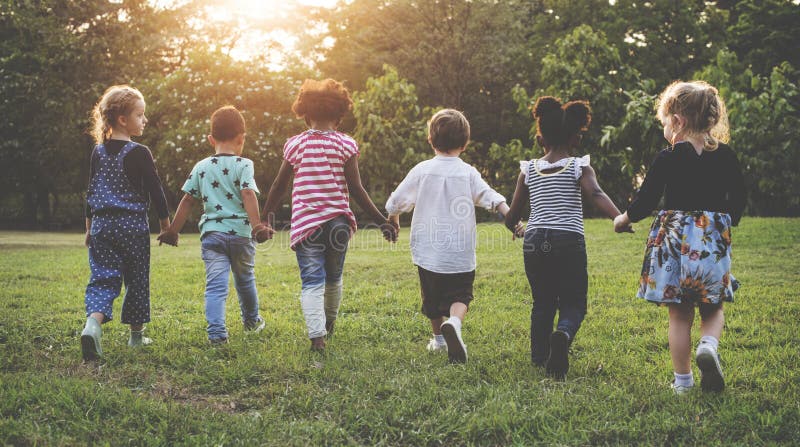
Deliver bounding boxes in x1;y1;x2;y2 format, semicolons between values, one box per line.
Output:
505;96;631;379
260;79;397;352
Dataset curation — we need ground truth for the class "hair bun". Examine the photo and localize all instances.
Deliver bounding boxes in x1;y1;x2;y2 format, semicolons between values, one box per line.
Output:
563;100;592;132
532;96;562;119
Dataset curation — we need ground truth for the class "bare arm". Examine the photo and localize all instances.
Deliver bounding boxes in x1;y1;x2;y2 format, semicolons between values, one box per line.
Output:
504;172;528;234
84;217;92;247
344;157;397;242
260;159;293;225
579;166;633;233
168;193;195;234
240;189;261;228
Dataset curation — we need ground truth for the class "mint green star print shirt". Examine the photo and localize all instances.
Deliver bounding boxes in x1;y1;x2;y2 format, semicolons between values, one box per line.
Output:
181;154;260;238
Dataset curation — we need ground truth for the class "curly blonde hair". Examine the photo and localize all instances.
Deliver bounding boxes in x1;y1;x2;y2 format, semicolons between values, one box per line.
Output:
89;85;144;144
656;80;729;150
291;79;353;123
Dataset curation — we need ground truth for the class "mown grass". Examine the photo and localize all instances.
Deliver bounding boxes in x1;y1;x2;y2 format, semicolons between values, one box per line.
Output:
0;218;798;446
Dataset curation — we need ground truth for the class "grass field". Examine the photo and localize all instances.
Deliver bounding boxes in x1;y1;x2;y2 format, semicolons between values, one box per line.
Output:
0;218;798;446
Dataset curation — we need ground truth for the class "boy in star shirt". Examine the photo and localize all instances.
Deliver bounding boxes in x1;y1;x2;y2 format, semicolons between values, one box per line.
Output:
160;106;273;344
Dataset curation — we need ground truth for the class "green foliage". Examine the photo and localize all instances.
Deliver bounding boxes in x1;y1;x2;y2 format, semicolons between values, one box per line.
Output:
1;219;799;444
352;66;431;206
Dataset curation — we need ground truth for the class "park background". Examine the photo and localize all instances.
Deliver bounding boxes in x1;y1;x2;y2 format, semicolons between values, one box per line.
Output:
1;0;799;445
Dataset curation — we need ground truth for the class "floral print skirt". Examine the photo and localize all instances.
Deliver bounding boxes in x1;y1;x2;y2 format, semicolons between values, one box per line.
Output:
638;210;737;306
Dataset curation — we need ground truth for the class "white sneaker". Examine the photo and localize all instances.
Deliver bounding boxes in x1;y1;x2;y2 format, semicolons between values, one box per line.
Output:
440;320;467;364
671;382;693;395
696;344;725;392
426;338;447;353
244;316;266;333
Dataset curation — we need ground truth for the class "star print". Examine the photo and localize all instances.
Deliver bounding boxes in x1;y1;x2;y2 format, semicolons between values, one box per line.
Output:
244;219;249;225
211;158;219;164
199;171;205;178
202;195;209;203
215;204;223;211
189;188;198;196
231;214;238;219
234;180;240;187
222;168;229;175
216;217;223;223
236;157;242;162
226;192;234;200
228;229;237;235
211;180;220;188
241;182;249;188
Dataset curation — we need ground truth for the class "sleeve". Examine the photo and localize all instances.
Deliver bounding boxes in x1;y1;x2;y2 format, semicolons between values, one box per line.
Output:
238;159;260;194
85;148;98;219
181;163;202;199
470;167;507;212
283;137;300;165
519;160;530;183
385;166;420;215
574;155;591;180
136;146;170;219
626;150;669;223
725;150;746;226
341;135;360;160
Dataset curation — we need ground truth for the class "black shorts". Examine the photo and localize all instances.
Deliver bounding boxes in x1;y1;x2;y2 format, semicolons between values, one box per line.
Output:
417;266;475;319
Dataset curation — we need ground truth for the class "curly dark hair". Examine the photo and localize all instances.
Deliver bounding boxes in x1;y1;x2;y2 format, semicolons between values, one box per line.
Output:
210;105;245;142
532;96;592;147
292;79;353;123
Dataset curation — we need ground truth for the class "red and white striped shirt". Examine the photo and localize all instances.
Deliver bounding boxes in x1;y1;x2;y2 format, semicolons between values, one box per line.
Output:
284;129;359;249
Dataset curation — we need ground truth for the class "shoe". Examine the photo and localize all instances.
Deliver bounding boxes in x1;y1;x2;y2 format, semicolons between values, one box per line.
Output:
545;330;569;380
671;381;693;395
426;338;447;353
325;319;335;338
209;337;229;345
440;320;467;364
80;317;103;361
310;336;326;352
128;329;152;347
244;316;266;333
696;344;725;392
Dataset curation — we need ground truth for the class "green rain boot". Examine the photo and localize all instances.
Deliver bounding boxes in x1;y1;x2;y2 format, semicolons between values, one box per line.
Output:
128;328;152;348
80;317;103;361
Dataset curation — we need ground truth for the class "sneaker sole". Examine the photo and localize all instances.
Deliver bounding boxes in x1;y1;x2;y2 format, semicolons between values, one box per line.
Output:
440;323;467;364
696;350;725;392
81;334;100;362
545;331;569;379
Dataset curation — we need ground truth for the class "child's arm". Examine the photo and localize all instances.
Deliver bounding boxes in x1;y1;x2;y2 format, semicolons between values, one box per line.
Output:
84;217;92;247
504;172;528;238
242;189;273;242
578;166;633;233
260;160;293;228
344;157;397;242
158;193;194;246
470;167;508;215
385;166;420;237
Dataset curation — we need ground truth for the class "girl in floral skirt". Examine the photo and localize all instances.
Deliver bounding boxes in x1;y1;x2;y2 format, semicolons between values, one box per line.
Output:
614;80;745;394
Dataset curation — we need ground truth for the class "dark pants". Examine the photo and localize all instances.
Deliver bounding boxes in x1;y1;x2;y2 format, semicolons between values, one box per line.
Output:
523;228;588;365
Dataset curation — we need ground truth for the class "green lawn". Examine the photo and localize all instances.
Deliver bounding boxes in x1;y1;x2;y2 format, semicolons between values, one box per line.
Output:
1;219;798;446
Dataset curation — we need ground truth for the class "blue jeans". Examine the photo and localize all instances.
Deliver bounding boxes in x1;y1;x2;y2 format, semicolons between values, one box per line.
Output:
201;231;260;341
523;228;588;365
295;215;351;338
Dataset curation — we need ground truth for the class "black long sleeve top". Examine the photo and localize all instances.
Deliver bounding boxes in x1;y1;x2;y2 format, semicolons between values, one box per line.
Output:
626;142;746;225
85;139;170;219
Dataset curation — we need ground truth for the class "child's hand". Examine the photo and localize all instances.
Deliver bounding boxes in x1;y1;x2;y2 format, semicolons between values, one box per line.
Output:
84;231;91;248
512;221;526;240
613;214;634;233
252;222;275;243
157;228;179;246
381;219;399;243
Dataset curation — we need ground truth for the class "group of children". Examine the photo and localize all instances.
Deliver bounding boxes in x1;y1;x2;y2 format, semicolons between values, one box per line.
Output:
80;77;744;395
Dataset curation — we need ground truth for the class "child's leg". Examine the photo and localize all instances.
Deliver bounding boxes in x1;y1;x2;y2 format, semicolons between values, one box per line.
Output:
524;248;558;365
698;304;724;340
430;317;445;335
201;233;233;341
668;302;695;374
230;237;260;326
696;303;725;391
322;217;351;328
85;230;124;324
296;236;327;340
554;238;588;341
120;231;152;332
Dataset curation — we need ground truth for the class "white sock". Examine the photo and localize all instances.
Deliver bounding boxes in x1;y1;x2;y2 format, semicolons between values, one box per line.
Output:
447;316;462;330
434;334;445;344
674;372;695;388
699;335;719;351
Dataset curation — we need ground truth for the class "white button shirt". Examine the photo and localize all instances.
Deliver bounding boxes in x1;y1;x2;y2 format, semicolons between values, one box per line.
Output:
386;155;506;273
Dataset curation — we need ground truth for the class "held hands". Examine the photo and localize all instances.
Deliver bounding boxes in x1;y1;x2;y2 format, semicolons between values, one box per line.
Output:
382;216;399;243
511;221;526;240
157;227;180;246
252;222;275;243
613;213;635;233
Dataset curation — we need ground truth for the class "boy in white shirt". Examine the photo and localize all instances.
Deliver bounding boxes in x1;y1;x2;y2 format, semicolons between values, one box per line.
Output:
386;109;511;363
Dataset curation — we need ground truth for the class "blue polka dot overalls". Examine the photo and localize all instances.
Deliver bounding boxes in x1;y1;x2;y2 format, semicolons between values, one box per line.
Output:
85;142;151;324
